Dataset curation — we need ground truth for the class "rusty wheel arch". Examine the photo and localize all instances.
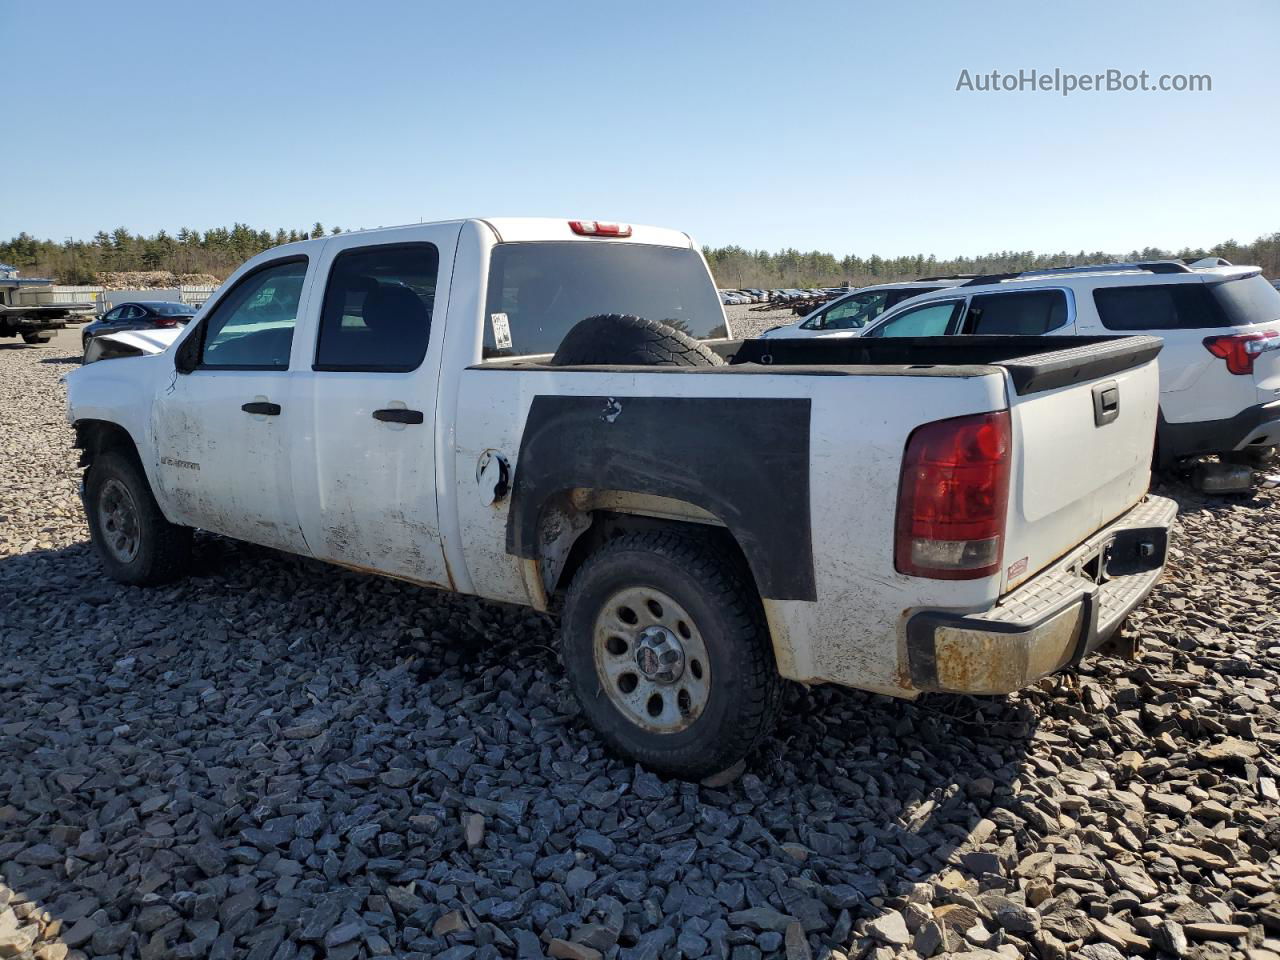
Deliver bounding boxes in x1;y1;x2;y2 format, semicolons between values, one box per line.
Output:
74;419;142;470
538;495;758;608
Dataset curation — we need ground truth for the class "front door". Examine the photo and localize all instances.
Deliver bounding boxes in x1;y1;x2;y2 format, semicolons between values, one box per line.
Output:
290;226;459;588
152;256;313;555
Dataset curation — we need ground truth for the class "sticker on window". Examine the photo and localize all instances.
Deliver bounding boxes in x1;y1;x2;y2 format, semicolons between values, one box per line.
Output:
490;312;512;350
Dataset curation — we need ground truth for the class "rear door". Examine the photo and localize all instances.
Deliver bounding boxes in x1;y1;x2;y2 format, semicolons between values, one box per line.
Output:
290;225;460;588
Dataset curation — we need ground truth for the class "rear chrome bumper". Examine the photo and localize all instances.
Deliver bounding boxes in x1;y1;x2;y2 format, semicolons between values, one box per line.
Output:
906;495;1177;695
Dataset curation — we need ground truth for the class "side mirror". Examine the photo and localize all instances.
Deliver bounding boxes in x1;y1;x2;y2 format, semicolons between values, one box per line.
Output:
174;330;199;373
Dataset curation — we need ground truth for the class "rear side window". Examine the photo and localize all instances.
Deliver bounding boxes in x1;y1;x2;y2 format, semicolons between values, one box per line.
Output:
966;290;1068;335
1093;283;1227;330
483;242;725;358
1208;274;1280;326
153;303;195;317
315;243;438;371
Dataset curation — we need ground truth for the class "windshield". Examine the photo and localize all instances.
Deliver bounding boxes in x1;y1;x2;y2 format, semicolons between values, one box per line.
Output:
802;291;890;330
483;242;726;358
151;303;197;317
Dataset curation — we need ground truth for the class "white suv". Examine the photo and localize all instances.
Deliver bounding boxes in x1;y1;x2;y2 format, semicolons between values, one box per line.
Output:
755;278;972;339
852;261;1280;466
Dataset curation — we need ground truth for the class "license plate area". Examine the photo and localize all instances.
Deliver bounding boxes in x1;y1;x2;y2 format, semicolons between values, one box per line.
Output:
1069;526;1168;584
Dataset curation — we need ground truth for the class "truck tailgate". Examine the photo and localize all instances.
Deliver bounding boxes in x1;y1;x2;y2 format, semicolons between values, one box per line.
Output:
998;337;1163;593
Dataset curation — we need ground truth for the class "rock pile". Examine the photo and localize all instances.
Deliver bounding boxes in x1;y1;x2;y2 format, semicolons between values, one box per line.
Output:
0;334;1276;959
96;272;221;291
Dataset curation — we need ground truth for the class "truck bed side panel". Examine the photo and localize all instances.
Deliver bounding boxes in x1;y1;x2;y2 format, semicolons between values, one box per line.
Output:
452;366;1010;694
506;394;814;600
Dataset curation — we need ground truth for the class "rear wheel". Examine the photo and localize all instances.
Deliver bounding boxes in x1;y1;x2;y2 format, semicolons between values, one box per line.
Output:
560;531;780;779
85;449;192;585
21;331;51;344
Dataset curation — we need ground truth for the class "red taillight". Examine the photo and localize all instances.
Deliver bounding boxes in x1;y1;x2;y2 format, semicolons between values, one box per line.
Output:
568;220;632;238
895;411;1012;580
1203;330;1279;375
154;317;177;327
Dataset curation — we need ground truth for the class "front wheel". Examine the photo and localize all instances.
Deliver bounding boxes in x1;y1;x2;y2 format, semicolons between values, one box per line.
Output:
560;531;780;779
85;449;192;585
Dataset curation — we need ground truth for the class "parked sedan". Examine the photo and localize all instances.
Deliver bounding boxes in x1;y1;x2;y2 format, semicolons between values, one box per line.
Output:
82;301;197;354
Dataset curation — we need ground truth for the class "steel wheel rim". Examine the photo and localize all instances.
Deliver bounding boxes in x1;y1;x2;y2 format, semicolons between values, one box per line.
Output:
593;586;711;734
98;478;141;563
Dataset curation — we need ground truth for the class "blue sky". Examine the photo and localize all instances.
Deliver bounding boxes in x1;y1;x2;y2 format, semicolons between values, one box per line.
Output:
5;0;1277;257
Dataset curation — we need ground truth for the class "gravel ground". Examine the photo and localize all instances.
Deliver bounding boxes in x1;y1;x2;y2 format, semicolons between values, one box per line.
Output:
725;304;798;339
1;329;1278;960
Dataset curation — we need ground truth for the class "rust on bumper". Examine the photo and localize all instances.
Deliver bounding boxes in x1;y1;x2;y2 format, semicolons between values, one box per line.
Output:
906;495;1177;695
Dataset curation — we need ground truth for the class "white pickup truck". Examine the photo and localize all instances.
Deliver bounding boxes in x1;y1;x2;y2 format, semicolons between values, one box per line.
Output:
66;218;1176;777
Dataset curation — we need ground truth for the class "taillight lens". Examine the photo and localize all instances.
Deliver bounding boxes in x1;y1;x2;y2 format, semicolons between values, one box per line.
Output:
1203;330;1279;375
568;220;632;237
895;411;1012;580
154;317;177;327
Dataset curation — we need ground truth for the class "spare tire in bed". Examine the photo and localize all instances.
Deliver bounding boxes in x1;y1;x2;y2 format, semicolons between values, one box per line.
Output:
550;314;723;367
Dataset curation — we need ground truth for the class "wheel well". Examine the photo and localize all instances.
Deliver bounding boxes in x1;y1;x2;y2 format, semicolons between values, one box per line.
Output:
74;420;141;469
547;507;757;606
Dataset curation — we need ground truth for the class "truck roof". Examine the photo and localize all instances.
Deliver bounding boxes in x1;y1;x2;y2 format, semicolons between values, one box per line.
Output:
272;218;696;252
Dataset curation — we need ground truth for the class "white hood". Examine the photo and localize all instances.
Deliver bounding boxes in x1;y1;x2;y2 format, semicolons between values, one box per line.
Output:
84;328;182;363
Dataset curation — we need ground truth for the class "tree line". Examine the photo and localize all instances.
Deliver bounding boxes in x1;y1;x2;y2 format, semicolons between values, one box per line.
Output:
2;224;1277;287
705;233;1280;287
0;224;345;284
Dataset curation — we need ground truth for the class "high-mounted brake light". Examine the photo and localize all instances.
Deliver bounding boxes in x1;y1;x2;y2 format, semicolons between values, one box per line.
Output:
895;411;1012;580
1203;329;1280;376
569;220;632;238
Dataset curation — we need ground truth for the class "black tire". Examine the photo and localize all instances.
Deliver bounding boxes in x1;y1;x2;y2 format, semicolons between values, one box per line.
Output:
21;332;51;344
85;449;192;585
550;314;723;367
1223;447;1275;468
560;531;780;779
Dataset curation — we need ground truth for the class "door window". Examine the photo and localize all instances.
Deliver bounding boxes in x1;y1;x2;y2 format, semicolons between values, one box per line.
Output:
200;259;307;369
965;290;1069;335
865;300;963;337
315;243;439;371
102;306;124;322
